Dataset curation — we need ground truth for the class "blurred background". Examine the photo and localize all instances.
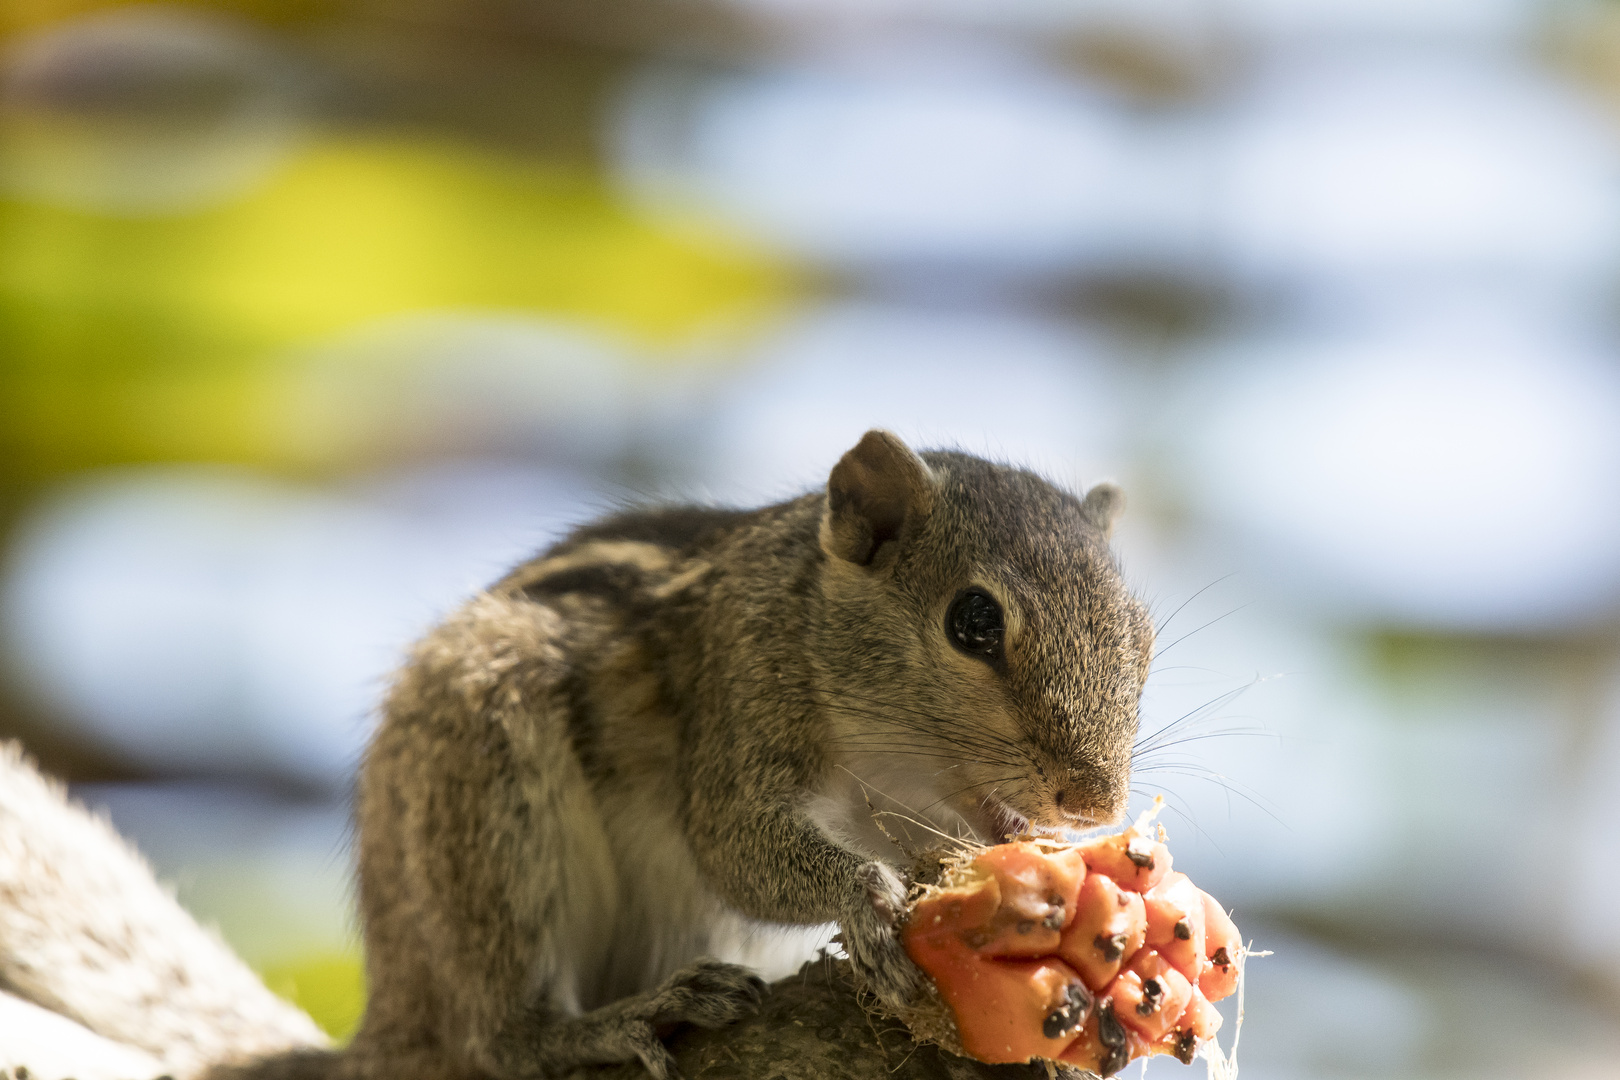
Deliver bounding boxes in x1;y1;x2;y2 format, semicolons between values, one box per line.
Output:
3;0;1620;1073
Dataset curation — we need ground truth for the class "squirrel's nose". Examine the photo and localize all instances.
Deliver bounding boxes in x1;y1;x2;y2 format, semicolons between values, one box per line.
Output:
1052;787;1125;827
1052;789;1090;821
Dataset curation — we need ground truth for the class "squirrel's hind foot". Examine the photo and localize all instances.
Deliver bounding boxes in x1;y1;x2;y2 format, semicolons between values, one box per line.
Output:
512;959;766;1080
644;958;769;1033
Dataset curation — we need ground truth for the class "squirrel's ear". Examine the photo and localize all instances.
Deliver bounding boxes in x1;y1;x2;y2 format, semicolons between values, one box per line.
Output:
821;430;935;566
1079;482;1125;539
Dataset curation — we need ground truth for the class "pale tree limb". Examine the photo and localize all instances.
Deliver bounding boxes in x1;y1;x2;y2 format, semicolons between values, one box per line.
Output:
0;988;167;1080
0;742;326;1080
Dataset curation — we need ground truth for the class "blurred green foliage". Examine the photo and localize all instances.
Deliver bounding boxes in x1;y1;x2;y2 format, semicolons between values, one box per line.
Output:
2;0;332;37
258;952;366;1043
0;135;791;484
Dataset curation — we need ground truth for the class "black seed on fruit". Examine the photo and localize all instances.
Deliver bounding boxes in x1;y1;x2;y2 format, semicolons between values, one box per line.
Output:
1098;1002;1126;1048
1175;1030;1197;1065
1042;981;1094;1039
1043;908;1065;931
1125;838;1155;868
1174;919;1192;941
1137;976;1163;1014
1017;919;1035;934
1098;1003;1130;1073
963;929;990;948
1094;932;1126;960
1212;947;1230;967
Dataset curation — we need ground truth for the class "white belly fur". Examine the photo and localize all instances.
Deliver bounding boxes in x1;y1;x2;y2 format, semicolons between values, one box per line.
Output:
526;774;834;1015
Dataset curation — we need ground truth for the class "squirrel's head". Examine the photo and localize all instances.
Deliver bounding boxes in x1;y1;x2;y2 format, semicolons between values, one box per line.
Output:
812;429;1153;856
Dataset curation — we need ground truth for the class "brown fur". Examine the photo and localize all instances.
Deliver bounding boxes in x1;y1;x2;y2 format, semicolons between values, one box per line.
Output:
213;431;1153;1080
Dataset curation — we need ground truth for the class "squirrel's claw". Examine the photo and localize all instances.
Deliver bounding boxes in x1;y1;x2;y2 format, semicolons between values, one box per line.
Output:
631;1034;681;1080
644;958;768;1029
613;960;766;1079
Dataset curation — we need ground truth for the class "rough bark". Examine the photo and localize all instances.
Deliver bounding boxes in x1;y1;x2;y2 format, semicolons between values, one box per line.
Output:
568;959;1063;1080
2;959;1077;1080
2;741;1073;1080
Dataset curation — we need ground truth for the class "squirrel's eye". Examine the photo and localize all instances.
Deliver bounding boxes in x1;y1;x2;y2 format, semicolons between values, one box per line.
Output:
947;588;1005;662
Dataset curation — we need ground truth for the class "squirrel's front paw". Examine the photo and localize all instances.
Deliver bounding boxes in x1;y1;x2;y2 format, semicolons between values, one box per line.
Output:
839;860;927;1009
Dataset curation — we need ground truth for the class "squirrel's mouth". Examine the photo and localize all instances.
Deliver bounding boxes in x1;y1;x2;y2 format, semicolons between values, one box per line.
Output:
978;796;1030;845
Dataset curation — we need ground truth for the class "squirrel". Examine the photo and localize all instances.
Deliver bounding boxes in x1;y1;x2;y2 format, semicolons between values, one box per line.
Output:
214;429;1154;1080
